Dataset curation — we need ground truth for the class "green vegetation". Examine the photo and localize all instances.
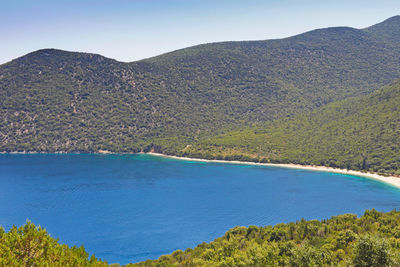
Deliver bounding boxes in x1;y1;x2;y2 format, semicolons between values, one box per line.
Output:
184;81;400;176
133;209;400;266
2;15;400;267
1;16;400;155
0;221;106;266
3;210;400;266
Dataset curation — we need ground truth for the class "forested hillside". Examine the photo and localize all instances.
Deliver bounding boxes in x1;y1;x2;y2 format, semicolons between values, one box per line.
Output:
1;16;400;153
133;209;400;266
3;210;400;266
185;81;400;176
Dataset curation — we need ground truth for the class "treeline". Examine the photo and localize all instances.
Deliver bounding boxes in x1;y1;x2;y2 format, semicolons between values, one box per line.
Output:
184;81;400;176
0;221;106;266
133;209;400;266
3;210;400;266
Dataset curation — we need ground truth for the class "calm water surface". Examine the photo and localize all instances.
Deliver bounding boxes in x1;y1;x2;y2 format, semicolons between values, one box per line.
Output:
1;154;400;264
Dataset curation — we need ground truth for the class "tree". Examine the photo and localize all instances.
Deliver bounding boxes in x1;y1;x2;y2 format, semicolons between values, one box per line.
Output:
0;220;106;266
353;235;393;267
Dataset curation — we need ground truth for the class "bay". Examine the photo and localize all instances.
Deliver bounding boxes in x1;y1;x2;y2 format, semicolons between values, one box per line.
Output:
1;154;400;264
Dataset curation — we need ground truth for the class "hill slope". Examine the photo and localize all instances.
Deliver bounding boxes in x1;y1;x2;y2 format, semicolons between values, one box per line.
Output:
185;80;400;176
133;209;400;266
3;210;400;266
1;16;400;152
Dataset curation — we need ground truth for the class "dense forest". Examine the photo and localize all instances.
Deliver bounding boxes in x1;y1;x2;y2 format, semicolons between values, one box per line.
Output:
1;16;400;156
3;210;400;266
133;209;400;266
184;80;400;176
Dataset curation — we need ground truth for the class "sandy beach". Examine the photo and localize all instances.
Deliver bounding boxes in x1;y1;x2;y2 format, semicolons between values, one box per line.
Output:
3;151;400;189
147;152;400;189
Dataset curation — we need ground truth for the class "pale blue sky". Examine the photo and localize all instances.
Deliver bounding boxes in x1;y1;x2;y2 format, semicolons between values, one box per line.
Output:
1;0;399;64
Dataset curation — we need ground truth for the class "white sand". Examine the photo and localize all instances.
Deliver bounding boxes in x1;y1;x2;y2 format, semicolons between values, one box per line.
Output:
147;152;400;189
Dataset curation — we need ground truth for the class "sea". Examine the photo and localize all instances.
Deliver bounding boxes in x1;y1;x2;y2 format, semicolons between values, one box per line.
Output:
1;153;400;264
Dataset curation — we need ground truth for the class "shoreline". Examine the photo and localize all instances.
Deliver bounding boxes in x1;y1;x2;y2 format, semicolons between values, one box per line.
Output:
147;152;400;189
2;150;400;189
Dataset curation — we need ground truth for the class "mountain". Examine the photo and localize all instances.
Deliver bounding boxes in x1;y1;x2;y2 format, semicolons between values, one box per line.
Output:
364;15;400;43
1;16;400;153
185;80;400;176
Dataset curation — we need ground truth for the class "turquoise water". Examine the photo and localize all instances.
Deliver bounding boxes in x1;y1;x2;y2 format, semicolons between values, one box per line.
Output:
1;154;400;264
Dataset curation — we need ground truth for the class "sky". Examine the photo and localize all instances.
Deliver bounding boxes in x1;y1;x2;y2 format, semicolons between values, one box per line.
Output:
1;0;399;64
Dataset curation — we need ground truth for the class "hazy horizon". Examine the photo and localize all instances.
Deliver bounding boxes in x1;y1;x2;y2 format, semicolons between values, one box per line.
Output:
1;0;400;64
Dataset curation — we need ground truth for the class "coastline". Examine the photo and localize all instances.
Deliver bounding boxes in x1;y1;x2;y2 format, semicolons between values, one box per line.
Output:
2;150;400;189
147;152;400;189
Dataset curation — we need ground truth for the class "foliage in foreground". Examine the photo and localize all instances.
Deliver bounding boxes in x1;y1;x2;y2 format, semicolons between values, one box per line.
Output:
133;209;400;266
0;221;106;266
1;210;400;266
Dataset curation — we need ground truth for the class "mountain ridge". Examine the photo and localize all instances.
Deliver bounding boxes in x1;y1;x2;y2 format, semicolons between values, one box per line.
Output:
1;16;400;157
5;15;400;66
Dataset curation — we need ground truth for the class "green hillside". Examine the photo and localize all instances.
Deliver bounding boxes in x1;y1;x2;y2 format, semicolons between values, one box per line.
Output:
133;209;400;266
184;81;400;176
1;16;400;153
3;210;400;266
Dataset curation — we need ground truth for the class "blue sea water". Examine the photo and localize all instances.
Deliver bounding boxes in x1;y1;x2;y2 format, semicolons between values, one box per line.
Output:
1;154;400;264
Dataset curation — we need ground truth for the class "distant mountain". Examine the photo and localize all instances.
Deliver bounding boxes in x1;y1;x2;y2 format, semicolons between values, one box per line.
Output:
364;15;400;43
186;80;400;176
1;16;400;153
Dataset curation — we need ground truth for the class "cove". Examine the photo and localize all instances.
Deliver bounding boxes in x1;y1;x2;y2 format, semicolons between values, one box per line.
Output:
1;154;400;264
